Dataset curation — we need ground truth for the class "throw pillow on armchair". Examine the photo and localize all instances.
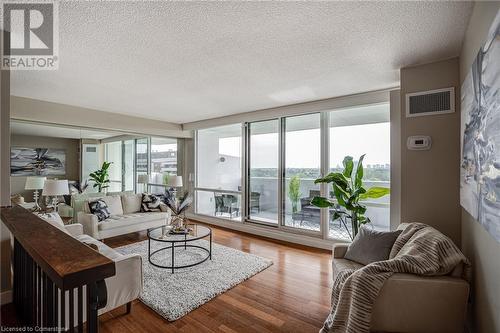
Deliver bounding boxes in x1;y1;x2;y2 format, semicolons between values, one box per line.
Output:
344;226;402;265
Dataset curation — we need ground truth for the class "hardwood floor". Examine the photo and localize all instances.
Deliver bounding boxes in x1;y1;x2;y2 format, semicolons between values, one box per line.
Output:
2;222;333;333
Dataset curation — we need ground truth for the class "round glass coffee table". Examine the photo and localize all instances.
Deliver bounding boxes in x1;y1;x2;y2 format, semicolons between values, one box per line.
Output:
147;224;212;273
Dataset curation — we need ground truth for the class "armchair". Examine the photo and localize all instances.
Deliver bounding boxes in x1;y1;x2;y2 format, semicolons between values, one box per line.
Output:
331;224;469;333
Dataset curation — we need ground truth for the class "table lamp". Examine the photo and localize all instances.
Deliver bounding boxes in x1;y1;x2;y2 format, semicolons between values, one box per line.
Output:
25;176;46;211
42;179;69;213
167;175;183;198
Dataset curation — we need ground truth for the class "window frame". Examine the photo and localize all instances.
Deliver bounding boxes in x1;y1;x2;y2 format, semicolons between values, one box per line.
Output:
193;103;391;241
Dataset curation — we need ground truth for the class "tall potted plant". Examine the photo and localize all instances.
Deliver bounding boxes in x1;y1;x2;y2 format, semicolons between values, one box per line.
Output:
288;175;302;214
311;155;390;239
89;162;112;193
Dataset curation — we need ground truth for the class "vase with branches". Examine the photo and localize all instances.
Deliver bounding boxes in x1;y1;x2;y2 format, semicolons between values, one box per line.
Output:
312;155;390;239
288;175;302;214
89;162;112;193
163;189;193;229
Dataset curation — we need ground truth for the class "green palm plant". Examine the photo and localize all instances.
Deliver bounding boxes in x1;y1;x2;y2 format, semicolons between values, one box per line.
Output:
311;155;390;238
89;162;112;193
288;175;302;214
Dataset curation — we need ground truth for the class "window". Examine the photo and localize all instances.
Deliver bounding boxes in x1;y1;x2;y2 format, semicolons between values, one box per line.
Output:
195;124;242;220
329;103;390;239
104;141;123;192
150;137;178;194
283;114;321;231
193;101;391;241
248;119;279;224
136;138;149;193
81;144;101;192
123;140;135;192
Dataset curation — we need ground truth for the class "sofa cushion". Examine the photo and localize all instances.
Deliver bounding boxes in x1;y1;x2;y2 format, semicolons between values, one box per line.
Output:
76;234;122;261
344;226;402;265
332;258;364;281
101;195;124;215
88;199;111;222
98;212;168;231
121;194;142;214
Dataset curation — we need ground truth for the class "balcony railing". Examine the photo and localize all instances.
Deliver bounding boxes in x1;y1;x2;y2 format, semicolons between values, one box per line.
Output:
195;177;390;240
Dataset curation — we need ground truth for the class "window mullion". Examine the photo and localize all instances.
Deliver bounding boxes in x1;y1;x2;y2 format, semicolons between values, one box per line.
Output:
320;111;330;240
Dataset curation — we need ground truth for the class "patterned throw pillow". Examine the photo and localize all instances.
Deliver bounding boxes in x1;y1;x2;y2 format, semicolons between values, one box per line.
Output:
88;199;111;222
141;194;162;212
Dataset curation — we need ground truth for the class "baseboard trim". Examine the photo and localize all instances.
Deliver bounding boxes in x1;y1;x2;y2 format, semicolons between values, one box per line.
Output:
187;213;347;250
1;290;12;305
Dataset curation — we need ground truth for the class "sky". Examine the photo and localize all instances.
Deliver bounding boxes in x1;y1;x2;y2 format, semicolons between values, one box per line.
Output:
218;122;390;168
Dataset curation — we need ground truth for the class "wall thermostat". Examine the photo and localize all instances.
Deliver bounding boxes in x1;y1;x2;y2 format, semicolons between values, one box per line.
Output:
407;136;432;150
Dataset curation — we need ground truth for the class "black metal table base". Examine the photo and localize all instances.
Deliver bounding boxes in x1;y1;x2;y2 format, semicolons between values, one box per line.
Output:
148;231;212;273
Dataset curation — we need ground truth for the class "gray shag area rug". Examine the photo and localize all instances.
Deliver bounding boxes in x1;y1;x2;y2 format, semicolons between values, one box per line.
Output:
116;239;272;321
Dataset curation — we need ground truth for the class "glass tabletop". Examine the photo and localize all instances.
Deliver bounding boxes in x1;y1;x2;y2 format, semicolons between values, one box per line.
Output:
148;224;211;242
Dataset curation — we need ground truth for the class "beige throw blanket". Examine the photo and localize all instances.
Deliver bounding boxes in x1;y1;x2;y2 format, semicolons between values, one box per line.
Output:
321;223;470;333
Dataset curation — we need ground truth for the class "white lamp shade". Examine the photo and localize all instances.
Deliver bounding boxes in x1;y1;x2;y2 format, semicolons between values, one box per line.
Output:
42;180;70;196
137;174;149;184
167;175;183;187
25;177;46;190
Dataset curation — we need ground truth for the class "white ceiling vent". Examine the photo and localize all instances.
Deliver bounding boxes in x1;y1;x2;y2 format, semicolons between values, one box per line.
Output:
405;87;455;117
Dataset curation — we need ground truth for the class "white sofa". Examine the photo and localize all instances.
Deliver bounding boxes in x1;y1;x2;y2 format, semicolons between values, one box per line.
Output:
77;193;171;240
36;213;142;326
65;223;143;315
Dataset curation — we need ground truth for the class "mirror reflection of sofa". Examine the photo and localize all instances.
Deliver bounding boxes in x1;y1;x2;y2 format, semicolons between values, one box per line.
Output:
74;191;171;240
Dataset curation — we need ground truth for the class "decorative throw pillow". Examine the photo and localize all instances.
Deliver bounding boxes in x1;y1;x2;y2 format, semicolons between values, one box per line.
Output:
141;194;162;212
88;199;111;222
344;226;402;265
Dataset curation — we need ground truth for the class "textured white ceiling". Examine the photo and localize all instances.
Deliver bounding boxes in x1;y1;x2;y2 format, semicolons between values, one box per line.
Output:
11;1;473;124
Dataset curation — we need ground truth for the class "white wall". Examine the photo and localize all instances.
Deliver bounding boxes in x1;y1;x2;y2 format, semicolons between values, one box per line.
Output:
459;3;500;333
400;58;461;245
11;96;192;138
0;38;11;296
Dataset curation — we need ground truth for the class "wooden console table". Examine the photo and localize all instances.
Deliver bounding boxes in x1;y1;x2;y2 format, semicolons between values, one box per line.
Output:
1;205;116;332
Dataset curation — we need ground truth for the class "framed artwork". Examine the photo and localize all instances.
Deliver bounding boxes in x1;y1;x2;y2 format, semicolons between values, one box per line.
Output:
460;10;500;242
10;147;66;176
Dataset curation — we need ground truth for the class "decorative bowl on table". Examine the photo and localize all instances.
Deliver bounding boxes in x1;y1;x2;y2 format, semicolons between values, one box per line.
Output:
169;226;192;234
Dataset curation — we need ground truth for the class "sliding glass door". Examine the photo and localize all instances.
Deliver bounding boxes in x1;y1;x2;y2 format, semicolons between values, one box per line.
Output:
123;140;135;192
329;104;390;239
194;102;391;240
195;124;242;220
104;141;123;192
136;138;149;193
150;137;178;194
247;120;280;224
283;114;321;231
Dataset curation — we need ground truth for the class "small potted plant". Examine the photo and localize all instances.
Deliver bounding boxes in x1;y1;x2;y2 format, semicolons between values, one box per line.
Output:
288;175;302;215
